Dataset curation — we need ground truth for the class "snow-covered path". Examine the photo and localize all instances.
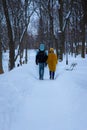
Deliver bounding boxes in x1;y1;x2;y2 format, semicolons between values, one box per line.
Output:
0;51;87;130
10;71;87;130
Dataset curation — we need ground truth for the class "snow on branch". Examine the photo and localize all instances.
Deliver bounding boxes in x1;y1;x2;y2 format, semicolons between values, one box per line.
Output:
66;11;71;19
63;11;71;32
62;0;74;32
14;6;37;62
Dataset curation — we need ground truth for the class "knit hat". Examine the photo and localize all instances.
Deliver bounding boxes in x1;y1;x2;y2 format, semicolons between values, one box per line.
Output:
39;43;45;51
50;48;54;52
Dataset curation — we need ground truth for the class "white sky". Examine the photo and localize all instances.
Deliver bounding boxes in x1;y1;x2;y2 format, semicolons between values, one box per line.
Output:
0;50;87;130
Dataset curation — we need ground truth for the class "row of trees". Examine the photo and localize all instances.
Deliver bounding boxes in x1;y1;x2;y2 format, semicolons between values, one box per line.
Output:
0;0;87;74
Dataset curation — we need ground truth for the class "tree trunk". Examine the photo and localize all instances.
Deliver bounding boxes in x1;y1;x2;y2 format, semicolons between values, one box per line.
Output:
38;15;44;43
25;46;28;64
81;22;85;58
49;14;54;48
0;40;4;74
58;0;64;61
48;0;54;48
2;0;15;70
81;0;87;58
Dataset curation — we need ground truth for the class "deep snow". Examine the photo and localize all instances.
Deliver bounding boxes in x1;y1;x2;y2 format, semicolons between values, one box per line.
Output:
0;50;87;130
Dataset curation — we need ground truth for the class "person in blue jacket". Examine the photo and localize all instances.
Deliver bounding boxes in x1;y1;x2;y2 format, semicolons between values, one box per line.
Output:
35;43;48;80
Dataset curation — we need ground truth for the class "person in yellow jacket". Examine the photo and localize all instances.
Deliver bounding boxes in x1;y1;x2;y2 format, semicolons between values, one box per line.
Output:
47;48;58;79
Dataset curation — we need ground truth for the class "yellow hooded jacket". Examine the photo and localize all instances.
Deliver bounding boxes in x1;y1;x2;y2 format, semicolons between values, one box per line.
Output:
47;49;58;71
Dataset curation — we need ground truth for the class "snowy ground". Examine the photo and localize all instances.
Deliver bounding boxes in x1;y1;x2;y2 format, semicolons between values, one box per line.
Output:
0;50;87;130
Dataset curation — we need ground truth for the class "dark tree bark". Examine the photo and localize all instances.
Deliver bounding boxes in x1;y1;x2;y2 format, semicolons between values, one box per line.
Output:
38;9;44;43
48;0;54;48
2;0;15;70
58;0;64;61
0;40;4;74
81;0;87;58
81;19;85;58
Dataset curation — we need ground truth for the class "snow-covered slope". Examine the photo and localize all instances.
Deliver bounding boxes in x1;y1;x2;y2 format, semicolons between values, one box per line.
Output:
0;50;87;130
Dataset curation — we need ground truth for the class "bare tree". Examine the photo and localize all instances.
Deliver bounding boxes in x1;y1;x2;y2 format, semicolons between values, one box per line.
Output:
1;0;37;70
2;0;15;70
0;39;4;74
14;0;37;64
81;0;87;58
0;1;4;73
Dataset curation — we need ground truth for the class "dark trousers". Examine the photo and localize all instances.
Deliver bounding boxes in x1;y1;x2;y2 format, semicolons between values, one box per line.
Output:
49;71;55;79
